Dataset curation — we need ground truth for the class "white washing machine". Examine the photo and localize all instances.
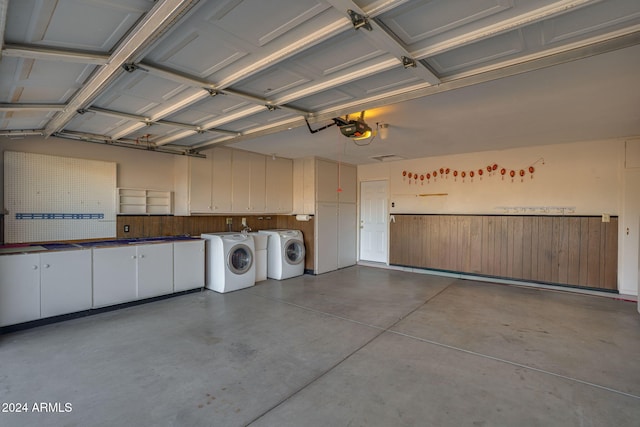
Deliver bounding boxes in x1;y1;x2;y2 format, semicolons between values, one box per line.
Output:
258;229;305;280
201;232;256;293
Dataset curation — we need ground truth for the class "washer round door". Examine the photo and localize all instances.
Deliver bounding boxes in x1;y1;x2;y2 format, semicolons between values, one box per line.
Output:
228;244;253;274
284;239;305;265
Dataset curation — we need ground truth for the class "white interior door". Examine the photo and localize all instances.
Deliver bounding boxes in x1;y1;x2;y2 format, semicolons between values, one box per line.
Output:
620;140;640;309
359;180;388;263
621;168;640;311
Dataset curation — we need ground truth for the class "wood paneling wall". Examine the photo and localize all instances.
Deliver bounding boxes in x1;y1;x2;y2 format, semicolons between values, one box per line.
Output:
116;214;315;271
390;215;618;291
277;216;315;272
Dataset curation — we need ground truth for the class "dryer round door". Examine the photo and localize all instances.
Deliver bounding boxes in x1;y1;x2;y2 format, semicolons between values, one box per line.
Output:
284;239;305;265
228;244;253;274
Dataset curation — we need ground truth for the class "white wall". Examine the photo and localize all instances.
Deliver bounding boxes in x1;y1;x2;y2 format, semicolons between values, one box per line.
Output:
1;136;176;210
359;138;638;296
360;139;623;216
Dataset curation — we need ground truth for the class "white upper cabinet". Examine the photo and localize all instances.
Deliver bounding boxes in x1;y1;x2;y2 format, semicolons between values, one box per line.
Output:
232;150;266;213
293;157;357;214
250;152;266;213
175;147;291;215
266;157;293;213
174;147;237;215
337;163;357;203
316;159;339;203
211;147;232;213
293;157;316;215
316;159;356;203
189;155;214;213
231;150;252;212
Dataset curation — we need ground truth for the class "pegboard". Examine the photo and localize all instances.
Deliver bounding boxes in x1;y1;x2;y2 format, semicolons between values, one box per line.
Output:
4;151;116;243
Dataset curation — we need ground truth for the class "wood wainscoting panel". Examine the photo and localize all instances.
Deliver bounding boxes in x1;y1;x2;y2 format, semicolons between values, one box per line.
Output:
566;217;582;285
603;219;618;290
390;214;618;291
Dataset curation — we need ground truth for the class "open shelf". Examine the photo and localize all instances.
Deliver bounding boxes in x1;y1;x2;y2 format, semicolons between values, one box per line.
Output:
117;188;173;215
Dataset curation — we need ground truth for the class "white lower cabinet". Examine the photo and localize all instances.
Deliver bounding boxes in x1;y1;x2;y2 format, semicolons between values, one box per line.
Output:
40;250;92;318
0;250;92;326
137;243;174;299
173;240;205;292
92;243;174;307
0;254;41;327
92;246;138;308
338;203;357;268
315;202;357;274
315;202;339;274
1;239;205;327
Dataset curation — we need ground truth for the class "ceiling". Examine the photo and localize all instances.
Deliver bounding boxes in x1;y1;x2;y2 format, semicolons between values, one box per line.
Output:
1;0;639;164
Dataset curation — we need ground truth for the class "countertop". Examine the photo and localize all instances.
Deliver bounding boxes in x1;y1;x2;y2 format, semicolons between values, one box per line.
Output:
0;236;201;255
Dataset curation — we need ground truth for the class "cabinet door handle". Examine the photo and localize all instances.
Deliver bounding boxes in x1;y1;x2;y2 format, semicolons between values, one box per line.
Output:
43;264;50;268
131;255;137;259
139;254;145;259
32;265;38;270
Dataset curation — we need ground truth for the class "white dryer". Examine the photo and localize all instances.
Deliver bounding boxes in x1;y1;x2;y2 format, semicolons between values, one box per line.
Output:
201;232;255;293
258;229;305;280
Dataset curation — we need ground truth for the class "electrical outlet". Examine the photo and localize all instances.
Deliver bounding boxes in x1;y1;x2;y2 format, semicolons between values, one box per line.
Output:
242;217;247;227
602;213;610;223
226;218;232;225
124;225;130;233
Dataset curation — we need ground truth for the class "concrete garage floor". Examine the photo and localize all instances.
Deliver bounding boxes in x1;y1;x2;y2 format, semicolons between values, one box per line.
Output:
1;266;639;427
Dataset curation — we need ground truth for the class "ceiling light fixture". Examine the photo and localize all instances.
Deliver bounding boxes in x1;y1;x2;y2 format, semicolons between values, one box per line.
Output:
122;63;139;73
347;9;372;31
401;56;417;68
377;122;389;140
